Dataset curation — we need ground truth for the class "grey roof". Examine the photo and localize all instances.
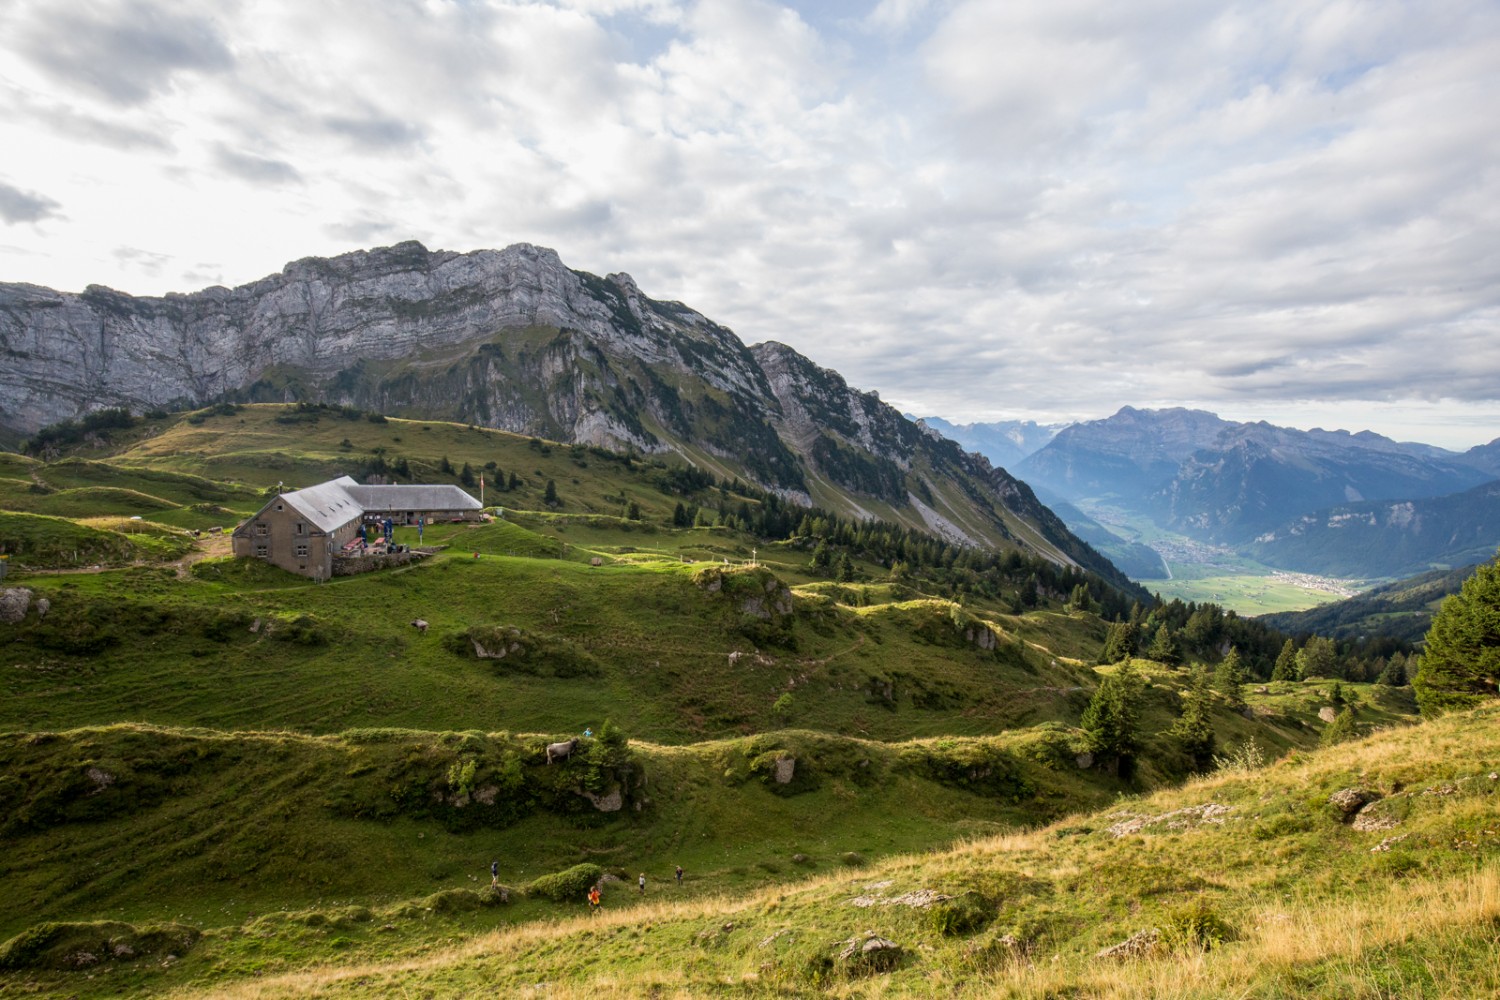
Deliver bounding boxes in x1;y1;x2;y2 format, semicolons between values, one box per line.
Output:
277;475;363;533
345;484;483;512
244;476;481;535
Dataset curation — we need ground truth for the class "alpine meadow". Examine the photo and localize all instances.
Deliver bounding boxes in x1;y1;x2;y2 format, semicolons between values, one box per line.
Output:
4;2;1500;996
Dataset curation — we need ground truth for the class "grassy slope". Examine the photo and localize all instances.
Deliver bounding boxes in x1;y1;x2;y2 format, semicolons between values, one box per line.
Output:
0;405;1436;997
2;702;1489;999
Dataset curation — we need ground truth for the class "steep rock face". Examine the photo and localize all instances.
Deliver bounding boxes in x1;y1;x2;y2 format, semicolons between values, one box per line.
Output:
1;241;804;490
750;341;1141;594
0;240;1137;585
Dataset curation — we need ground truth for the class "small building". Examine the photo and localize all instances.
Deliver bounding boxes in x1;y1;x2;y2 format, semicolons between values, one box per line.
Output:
232;476;482;580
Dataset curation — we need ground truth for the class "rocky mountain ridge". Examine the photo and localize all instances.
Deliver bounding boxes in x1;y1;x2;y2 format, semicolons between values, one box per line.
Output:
0;240;1135;589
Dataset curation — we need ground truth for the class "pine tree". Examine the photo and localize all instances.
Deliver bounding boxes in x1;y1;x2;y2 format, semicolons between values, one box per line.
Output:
1081;663;1144;777
508;472;520;491
1171;666;1216;770
544;479;559;506
836;552;855;582
626;500;641;520
1414;556;1500;716
1213;646;1246;712
1099;621;1137;665
1377;652;1407;687
1146;624;1179;666
1320;707;1359;747
460;462;476;487
1271;639;1297;681
672;502;688;527
1296;636;1340;679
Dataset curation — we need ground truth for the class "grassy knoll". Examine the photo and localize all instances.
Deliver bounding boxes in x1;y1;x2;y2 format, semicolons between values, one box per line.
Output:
3;701;1490;998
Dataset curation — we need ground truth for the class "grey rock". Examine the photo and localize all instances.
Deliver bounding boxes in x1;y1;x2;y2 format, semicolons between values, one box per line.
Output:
0;588;32;623
1329;788;1380;818
773;757;796;784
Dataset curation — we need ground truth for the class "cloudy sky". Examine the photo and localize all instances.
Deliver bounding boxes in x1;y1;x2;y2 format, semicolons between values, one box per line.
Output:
2;0;1497;449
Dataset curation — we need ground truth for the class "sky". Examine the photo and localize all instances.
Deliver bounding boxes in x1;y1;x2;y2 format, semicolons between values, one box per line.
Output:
1;0;1498;450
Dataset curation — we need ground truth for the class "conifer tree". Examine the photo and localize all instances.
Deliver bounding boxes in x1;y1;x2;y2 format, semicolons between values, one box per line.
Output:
1099;621;1137;665
544;479;559;506
1377;652;1407;687
1146;624;1179;666
1319;706;1359;747
1296;636;1340;679
1414;556;1500;716
1213;646;1246;712
1171;665;1216;770
1271;639;1297;681
1081;663;1144;777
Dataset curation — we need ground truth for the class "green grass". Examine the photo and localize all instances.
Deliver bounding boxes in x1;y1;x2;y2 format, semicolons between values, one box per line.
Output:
1138;573;1350;614
2;702;1490;999
0;403;1446;998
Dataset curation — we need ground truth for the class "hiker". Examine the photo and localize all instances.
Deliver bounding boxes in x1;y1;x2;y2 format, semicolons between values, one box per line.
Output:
490;860;499;888
588;885;601;914
638;872;646;895
675;864;683;887
583;727;593;738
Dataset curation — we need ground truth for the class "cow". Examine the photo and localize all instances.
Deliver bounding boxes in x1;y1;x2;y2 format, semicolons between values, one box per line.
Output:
545;737;580;764
410;619;429;634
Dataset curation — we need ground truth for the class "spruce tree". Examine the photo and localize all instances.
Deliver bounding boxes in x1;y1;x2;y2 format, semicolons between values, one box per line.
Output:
1377;652;1407;687
1099;621;1136;665
1171;666;1216;770
1214;646;1247;712
1414;556;1500;716
1146;624;1179;666
1081;663;1144;777
1320;706;1359;747
1271;639;1297;681
543;479;559;506
1296;636;1340;679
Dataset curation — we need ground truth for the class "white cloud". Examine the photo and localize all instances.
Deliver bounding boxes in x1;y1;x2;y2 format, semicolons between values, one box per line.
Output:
0;0;1496;447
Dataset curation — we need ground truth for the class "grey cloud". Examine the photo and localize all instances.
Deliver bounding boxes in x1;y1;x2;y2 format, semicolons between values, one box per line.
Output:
324;220;396;244
15;0;233;106
113;246;172;276
321;114;424;150
0;182;62;224
212;147;302;186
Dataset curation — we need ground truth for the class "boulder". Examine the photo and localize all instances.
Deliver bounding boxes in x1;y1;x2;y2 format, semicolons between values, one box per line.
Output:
1318;707;1338;724
1329;788;1379;819
0;587;33;624
1095;928;1159;961
773;756;796;784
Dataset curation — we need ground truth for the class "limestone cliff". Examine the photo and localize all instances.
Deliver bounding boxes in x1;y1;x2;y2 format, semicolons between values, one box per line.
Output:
0;240;1133;584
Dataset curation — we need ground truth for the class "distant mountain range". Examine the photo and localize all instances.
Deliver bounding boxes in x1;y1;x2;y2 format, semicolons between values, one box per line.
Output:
910;416;1064;470
1010;407;1500;580
0;240;1136;594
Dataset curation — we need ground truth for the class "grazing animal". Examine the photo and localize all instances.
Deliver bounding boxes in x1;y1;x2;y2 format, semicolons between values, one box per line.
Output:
546;737;580;764
410;619;429;634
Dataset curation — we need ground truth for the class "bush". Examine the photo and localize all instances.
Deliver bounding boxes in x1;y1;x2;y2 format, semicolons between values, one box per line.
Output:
1160;899;1235;951
526;863;603;903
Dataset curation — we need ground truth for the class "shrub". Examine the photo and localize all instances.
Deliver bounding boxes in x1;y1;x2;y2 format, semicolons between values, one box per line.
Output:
1160;899;1235;951
526;863;603;903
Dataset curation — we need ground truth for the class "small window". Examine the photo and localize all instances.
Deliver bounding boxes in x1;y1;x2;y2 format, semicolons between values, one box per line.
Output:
275;504;284;511
255;545;268;558
254;522;269;536
295;544;309;557
296;522;306;535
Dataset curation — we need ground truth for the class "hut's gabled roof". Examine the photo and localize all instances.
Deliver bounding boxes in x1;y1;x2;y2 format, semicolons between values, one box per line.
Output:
345;484;483;513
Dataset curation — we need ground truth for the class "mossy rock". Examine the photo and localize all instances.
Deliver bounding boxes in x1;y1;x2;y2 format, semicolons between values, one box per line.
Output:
0;920;200;970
